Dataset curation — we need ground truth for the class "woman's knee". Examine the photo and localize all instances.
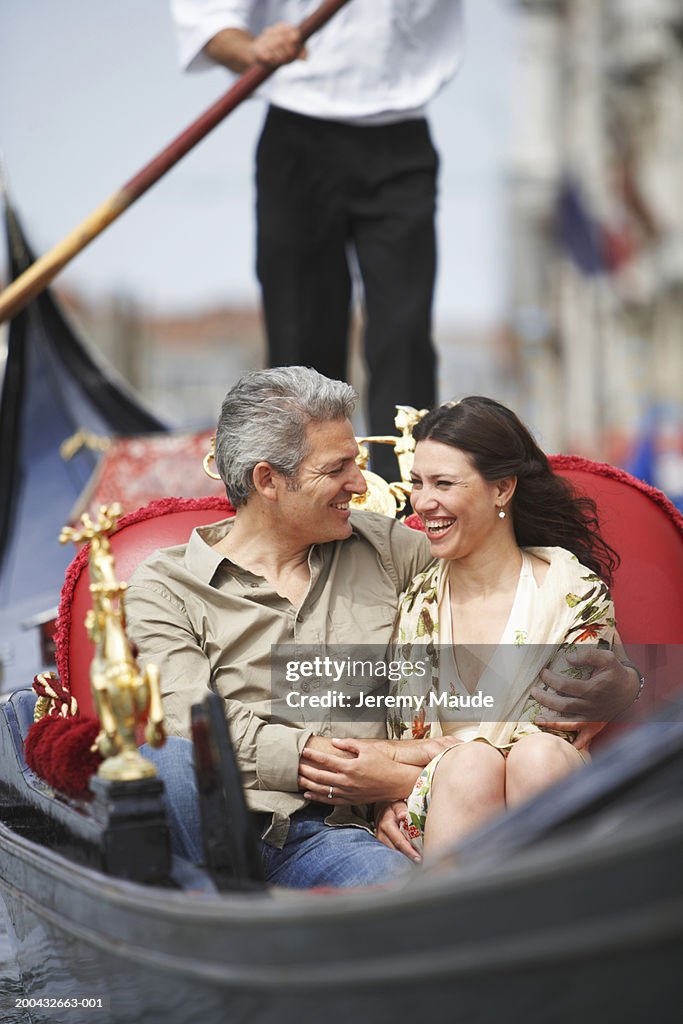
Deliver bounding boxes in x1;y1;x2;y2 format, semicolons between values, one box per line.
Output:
506;732;582;798
432;741;505;799
509;731;579;770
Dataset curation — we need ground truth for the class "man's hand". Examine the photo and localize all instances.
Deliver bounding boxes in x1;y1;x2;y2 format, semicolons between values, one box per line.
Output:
375;801;421;863
251;23;307;67
298;737;420;805
532;647;641;750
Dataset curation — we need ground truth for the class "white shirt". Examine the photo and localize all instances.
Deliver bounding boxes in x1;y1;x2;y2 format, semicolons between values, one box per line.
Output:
171;0;464;124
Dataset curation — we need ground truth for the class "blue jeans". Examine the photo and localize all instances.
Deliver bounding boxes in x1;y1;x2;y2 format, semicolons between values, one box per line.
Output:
142;737;410;889
259;803;410;887
141;737;205;864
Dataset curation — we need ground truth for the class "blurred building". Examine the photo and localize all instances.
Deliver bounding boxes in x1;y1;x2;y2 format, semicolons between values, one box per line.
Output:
509;0;683;499
58;285;511;442
59;291;264;429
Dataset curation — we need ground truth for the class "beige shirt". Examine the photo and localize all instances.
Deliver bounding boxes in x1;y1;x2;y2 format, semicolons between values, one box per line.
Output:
125;511;429;845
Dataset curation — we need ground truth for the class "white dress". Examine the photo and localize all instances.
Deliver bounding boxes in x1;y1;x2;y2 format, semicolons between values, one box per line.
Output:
389;548;615;852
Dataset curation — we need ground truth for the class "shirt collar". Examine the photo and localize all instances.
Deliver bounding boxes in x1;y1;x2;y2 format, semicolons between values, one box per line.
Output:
185;515;361;585
185;516;236;584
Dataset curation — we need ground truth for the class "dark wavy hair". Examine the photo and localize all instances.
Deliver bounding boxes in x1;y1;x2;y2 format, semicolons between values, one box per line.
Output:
412;396;619;585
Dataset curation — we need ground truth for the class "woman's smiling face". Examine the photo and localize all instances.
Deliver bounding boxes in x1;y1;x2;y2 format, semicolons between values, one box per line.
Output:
410;439;505;561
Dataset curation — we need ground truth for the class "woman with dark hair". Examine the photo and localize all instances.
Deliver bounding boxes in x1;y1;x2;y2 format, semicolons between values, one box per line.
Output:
383;396;620;858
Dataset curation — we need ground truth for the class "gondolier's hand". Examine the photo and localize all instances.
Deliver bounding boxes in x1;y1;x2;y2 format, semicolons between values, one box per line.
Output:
532;647;641;750
299;738;423;804
375;801;421;863
251;24;307;67
205;25;306;74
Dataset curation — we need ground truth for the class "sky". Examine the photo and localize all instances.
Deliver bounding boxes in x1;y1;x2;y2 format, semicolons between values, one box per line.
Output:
0;0;516;327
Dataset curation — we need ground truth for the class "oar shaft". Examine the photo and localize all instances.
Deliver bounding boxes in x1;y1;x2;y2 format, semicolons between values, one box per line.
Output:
0;192;129;320
0;0;352;323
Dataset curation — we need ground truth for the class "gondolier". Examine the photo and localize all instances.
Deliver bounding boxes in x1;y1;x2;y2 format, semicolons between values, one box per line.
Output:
170;0;464;479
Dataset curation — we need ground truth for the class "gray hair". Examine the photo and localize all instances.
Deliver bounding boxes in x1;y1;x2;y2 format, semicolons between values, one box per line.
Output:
215;367;357;507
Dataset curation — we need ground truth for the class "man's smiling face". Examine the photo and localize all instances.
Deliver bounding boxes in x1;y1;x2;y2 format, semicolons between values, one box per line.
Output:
275;418;368;546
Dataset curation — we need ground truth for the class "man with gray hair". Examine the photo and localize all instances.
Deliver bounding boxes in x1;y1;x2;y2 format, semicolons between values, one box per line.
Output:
126;366;436;886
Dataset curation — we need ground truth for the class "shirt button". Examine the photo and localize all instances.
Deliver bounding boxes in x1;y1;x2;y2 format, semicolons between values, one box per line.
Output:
250;582;259;588
296;613;304;623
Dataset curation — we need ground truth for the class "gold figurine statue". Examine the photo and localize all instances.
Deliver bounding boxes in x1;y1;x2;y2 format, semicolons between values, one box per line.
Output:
60;504;166;782
351;404;428;516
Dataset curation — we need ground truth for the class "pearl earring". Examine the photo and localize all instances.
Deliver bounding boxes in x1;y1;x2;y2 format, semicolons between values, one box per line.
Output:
498;507;506;519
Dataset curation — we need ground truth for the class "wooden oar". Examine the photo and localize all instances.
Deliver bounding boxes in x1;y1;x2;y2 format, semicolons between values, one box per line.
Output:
0;0;352;324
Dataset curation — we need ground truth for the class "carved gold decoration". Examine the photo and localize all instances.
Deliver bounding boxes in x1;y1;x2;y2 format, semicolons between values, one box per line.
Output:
60;428;111;462
351;444;398;517
202;436;221;480
60;504;166;782
353;405;428;517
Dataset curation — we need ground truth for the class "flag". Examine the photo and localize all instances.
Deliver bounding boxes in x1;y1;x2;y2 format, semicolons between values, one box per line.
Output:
557;178;605;276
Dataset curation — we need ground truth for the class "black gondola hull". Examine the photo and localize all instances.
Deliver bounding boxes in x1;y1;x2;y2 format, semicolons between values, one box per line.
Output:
2;701;683;1024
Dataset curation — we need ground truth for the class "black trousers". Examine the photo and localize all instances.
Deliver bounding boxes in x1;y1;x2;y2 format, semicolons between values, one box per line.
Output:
255;106;439;480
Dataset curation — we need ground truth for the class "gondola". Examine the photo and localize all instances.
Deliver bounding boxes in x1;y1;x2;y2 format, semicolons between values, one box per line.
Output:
1;639;683;1023
0;702;681;1024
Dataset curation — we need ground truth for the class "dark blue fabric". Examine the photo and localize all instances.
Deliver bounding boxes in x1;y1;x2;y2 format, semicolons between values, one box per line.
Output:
0;201;167;683
558;178;604;276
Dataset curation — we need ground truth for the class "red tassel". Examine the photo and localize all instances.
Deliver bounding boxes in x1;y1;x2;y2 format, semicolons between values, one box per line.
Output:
25;716;71;781
23;715;54;777
25;716;102;798
51;718;102;796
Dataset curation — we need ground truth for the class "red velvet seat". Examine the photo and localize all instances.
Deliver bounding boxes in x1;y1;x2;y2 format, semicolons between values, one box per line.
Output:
546;458;683;735
55;460;683;722
549;456;683;645
55;496;235;717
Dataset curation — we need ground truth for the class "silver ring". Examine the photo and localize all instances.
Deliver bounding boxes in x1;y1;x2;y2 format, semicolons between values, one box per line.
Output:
328;786;334;800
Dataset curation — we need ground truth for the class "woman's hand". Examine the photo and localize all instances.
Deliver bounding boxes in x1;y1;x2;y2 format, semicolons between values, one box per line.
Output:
375;801;421;863
298;738;420;805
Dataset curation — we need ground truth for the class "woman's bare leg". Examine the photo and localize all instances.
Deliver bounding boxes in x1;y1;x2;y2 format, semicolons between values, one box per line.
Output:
505;732;584;808
423;741;506;856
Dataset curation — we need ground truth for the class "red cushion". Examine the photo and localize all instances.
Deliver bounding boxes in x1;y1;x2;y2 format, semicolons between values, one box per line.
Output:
549;456;683;644
55;497;234;716
550;458;683;740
